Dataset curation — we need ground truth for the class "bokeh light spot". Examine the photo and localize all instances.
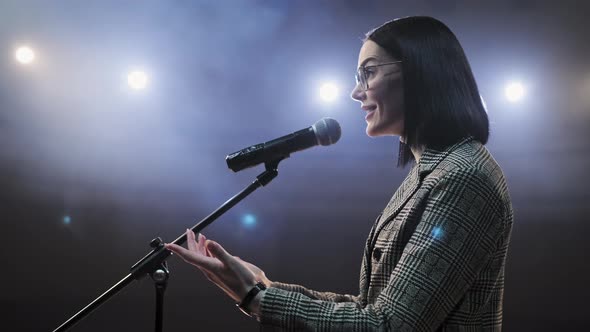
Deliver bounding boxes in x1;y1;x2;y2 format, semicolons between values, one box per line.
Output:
241;214;257;228
319;82;339;102
128;70;148;90
15;46;35;64
505;81;525;103
432;227;443;239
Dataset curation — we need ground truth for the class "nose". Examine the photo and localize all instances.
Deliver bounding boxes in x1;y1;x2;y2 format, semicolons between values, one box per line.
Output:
350;83;365;102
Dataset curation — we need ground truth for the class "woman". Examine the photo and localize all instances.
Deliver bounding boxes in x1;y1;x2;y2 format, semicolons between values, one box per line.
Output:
166;16;513;331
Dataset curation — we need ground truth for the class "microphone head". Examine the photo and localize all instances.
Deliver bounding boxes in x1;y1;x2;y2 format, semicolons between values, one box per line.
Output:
312;118;341;146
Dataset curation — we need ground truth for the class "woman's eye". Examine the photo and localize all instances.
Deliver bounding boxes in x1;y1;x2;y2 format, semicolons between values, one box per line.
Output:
365;69;375;77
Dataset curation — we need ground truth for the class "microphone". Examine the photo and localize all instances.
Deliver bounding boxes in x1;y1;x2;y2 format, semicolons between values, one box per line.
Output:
225;118;341;172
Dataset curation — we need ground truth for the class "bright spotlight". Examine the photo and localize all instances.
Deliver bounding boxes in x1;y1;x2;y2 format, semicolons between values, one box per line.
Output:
319;82;339;102
128;70;148;90
15;46;35;64
505;82;525;103
241;214;257;228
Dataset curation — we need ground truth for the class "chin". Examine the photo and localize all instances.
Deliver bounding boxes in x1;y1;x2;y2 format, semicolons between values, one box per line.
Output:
366;124;401;137
366;126;384;137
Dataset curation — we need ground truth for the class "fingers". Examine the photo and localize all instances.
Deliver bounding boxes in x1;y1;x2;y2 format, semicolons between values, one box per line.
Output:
168;237;261;303
187;229;198;252
178;229;208;257
165;242;219;269
198;233;208;255
206;240;233;263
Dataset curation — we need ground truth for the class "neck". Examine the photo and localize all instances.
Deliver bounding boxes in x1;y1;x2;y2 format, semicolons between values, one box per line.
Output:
411;145;425;163
399;136;425;163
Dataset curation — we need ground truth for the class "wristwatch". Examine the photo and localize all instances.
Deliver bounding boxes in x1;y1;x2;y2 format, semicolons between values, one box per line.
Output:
236;282;267;318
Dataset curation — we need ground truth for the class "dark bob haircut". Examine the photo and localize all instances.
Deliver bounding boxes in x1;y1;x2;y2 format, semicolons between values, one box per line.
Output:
365;16;489;167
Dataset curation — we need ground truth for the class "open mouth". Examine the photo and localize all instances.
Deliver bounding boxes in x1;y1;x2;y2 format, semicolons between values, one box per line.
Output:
363;105;377;120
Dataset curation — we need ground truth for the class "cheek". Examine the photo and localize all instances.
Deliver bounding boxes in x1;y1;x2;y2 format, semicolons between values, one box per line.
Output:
375;73;402;96
383;77;404;112
369;83;390;108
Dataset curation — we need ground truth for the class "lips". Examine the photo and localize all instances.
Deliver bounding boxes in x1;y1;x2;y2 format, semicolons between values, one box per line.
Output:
362;105;377;121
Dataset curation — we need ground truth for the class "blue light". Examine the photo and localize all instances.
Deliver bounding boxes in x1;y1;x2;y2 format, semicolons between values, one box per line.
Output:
432;227;442;239
241;214;257;228
63;216;72;225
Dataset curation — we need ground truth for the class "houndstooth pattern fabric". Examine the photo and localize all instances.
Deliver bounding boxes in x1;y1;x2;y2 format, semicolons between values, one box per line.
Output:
259;137;513;331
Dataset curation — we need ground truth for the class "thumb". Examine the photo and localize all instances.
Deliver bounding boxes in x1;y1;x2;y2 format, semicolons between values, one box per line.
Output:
206;240;232;262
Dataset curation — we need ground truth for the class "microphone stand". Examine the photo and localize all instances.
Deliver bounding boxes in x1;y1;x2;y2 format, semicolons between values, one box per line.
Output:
53;160;282;332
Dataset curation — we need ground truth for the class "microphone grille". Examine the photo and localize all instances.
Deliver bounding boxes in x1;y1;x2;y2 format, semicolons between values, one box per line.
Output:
312;118;341;146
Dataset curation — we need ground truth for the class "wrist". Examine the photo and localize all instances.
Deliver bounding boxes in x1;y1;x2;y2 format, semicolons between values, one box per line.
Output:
248;288;265;319
236;282;266;318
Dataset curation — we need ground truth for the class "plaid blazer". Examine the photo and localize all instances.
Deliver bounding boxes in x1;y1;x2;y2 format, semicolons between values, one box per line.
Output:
259;137;513;331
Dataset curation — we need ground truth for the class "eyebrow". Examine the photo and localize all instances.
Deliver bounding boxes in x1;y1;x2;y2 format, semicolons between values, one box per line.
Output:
359;56;379;67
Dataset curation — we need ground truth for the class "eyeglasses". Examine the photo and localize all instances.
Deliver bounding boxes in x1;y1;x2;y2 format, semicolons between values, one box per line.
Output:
355;61;402;90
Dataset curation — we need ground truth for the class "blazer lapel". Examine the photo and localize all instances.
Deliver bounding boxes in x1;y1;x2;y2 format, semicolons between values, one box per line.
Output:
372;164;421;244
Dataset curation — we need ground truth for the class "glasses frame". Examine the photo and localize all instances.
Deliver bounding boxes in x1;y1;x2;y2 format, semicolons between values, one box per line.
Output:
355;61;403;90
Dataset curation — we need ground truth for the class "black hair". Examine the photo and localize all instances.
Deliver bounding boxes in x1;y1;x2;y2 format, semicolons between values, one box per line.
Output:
365;16;489;167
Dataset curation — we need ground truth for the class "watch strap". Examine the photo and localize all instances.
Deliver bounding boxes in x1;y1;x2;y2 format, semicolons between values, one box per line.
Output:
236;282;267;317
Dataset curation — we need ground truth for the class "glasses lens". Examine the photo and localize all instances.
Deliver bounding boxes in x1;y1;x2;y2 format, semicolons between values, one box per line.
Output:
356;67;367;90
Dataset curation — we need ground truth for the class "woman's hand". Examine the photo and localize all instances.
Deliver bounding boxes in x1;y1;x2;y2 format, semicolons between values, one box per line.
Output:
165;229;270;303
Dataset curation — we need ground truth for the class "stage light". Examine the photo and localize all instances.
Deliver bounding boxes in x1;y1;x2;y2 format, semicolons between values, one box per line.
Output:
128;70;148;90
241;214;257;228
63;216;72;225
319;82;339;102
15;46;35;64
505;81;525;103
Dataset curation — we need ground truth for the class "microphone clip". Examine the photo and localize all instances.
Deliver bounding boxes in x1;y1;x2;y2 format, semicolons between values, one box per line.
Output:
256;158;283;186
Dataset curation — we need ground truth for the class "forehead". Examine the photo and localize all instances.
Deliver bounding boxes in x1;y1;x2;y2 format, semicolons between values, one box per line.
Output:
357;40;390;66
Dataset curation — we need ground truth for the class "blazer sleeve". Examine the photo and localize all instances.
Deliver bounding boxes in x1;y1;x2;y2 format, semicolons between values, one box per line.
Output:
258;167;508;331
269;281;360;303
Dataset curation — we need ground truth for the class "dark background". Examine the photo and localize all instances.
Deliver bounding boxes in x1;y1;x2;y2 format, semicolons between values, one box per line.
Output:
1;0;589;331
